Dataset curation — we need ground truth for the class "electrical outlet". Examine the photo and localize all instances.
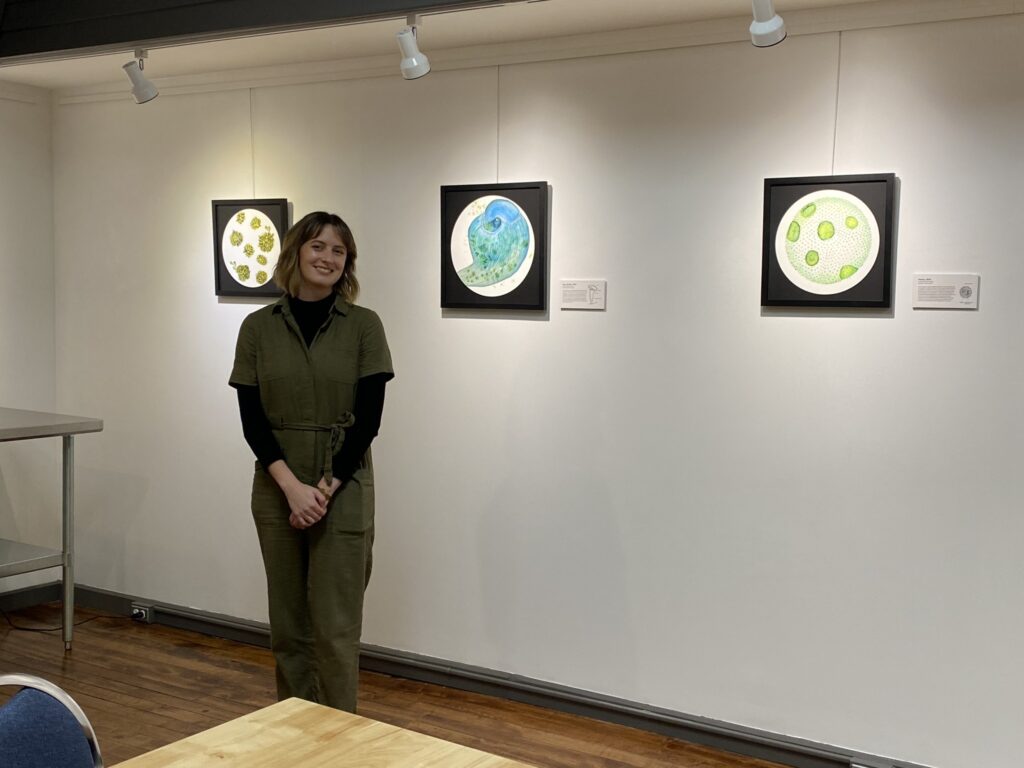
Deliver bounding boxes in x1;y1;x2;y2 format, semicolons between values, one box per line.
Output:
130;603;153;623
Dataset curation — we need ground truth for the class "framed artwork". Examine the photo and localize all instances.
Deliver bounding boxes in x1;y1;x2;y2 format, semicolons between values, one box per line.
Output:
761;174;896;307
441;181;549;310
212;199;289;297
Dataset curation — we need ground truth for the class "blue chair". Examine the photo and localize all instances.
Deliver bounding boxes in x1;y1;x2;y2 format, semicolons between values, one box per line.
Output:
0;673;103;767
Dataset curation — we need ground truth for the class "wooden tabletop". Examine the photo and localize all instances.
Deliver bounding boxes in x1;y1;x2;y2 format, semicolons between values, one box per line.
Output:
0;406;103;443
113;698;539;767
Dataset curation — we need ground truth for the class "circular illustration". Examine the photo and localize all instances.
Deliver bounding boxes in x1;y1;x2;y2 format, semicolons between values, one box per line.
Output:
450;196;535;297
221;209;281;288
774;190;879;295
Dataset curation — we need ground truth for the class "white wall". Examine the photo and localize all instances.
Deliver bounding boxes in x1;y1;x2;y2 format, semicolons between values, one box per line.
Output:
46;13;1023;768
0;83;60;587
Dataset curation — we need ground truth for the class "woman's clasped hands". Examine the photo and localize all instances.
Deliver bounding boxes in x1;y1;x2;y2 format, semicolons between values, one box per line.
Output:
283;476;342;529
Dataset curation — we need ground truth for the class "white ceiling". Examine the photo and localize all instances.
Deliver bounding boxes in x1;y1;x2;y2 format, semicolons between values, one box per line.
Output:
0;0;882;90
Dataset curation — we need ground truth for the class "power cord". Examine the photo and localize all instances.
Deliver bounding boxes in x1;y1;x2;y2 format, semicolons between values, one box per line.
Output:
0;609;131;633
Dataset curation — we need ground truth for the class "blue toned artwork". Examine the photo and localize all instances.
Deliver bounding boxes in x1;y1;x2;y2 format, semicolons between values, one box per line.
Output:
450;195;536;297
462;199;530;287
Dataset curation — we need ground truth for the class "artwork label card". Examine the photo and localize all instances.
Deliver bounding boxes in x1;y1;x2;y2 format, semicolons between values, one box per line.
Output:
913;274;979;309
560;280;606;310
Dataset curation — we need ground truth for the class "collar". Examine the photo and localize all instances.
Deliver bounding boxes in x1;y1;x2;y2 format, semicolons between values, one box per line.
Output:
272;292;350;316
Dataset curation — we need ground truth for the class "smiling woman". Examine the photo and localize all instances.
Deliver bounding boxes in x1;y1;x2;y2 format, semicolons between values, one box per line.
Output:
229;210;394;713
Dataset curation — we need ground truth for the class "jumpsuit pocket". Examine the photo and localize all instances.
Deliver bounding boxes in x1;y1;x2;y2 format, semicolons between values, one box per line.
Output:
250;469;290;529
329;469;374;533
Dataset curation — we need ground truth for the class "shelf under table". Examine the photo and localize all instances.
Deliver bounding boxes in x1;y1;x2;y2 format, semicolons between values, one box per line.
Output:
0;537;64;578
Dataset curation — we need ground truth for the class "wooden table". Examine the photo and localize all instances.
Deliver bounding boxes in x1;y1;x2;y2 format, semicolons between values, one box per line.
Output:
114;698;538;767
0;407;103;650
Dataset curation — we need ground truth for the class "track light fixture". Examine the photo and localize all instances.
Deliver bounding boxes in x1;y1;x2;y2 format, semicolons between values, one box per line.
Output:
123;49;159;104
750;0;786;48
396;14;431;80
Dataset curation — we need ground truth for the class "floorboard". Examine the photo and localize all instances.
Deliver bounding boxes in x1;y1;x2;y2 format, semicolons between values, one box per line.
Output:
0;604;784;768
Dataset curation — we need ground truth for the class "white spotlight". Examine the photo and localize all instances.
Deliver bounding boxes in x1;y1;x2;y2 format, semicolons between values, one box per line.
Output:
396;14;431;80
123;49;158;104
750;0;786;48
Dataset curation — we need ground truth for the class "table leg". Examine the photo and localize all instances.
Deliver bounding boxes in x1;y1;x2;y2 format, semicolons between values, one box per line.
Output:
62;435;75;651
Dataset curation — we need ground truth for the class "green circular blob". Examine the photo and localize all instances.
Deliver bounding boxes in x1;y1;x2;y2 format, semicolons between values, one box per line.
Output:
818;221;835;240
229;230;243;247
805;250;819;266
236;264;251;281
800;203;816;218
243;244;254;257
256;271;268;285
787;221;801;242
845;216;859;229
839;265;858;280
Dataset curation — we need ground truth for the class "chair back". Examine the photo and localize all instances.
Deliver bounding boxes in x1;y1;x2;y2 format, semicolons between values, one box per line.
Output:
0;673;103;768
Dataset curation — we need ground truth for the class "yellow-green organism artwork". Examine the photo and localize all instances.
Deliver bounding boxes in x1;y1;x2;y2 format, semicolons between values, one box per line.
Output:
774;190;878;295
258;230;275;253
221;207;283;289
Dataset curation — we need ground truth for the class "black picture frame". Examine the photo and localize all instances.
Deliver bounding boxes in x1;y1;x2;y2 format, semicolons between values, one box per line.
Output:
761;174;896;308
441;182;549;310
213;198;289;297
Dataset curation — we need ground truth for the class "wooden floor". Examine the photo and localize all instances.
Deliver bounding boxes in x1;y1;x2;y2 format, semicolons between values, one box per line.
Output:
0;604;782;768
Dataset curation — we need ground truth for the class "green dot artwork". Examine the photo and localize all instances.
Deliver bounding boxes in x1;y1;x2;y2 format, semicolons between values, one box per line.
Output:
222;208;283;289
775;190;877;295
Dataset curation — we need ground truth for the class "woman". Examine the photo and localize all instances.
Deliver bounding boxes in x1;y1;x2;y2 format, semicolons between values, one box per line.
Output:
229;211;393;712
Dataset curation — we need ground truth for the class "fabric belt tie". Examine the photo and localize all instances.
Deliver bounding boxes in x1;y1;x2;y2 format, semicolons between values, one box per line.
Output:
274;412;355;484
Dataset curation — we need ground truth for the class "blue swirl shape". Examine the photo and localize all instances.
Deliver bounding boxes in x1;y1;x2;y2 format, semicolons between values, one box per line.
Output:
459;199;531;288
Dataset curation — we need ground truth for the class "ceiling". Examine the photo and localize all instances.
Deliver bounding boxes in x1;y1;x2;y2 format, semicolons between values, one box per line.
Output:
0;0;881;91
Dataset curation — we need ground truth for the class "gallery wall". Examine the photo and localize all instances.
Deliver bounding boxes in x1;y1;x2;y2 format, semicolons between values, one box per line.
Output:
24;10;1024;768
0;82;60;582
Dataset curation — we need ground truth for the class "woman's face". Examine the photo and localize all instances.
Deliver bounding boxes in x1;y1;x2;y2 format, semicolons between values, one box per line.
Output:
297;226;347;300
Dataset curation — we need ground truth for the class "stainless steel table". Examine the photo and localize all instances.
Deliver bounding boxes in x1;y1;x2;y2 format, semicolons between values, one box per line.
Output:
0;407;103;650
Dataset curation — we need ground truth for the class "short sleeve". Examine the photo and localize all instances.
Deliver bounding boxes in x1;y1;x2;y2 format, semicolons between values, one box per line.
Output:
358;310;394;381
229;315;259;387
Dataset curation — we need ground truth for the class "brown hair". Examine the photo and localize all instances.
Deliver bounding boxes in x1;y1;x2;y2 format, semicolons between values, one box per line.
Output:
272;211;360;302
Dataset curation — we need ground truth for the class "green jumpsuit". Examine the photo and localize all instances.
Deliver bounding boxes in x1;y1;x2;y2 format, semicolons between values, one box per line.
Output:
230;294;393;711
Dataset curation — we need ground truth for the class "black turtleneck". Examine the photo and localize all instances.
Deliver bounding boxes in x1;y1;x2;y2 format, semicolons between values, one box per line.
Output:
289;293;334;347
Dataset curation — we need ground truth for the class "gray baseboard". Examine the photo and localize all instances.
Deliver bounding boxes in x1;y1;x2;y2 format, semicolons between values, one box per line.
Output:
74;584;273;648
3;583;929;768
0;581;61;611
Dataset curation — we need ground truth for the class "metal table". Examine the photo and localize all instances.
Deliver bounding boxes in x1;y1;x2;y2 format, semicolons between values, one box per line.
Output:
0;407;103;650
